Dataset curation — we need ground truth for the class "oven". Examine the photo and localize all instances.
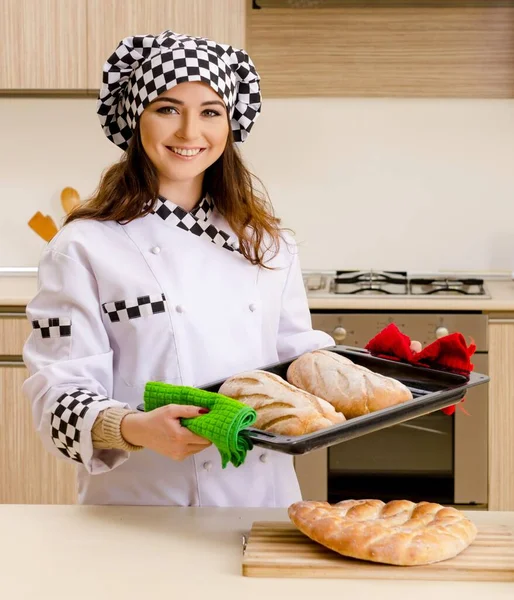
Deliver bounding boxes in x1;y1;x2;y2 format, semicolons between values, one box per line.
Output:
294;272;489;508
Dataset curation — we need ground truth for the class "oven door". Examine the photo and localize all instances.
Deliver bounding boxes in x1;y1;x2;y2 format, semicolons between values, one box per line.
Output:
454;352;488;504
326;410;454;505
294;352;488;506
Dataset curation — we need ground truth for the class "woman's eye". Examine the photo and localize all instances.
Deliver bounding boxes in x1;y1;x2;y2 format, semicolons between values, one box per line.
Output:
203;109;221;117
157;106;178;115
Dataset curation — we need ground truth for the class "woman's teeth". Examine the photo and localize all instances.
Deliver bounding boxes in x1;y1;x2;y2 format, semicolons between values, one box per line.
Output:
169;147;203;156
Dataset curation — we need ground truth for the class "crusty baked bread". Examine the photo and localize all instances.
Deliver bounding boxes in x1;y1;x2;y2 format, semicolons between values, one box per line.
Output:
218;369;346;436
288;499;477;566
286;349;413;419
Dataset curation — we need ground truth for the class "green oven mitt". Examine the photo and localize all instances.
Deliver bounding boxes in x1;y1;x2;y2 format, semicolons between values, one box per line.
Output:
143;382;257;468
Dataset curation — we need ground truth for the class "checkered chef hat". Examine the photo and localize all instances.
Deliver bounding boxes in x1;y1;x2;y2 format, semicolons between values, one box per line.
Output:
97;30;261;150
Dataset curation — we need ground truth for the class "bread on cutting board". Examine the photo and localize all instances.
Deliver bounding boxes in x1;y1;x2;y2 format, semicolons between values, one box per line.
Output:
218;369;346;436
288;499;477;566
287;349;413;419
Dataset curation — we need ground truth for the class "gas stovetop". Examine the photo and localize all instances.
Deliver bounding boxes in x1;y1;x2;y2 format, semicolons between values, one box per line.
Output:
303;270;491;298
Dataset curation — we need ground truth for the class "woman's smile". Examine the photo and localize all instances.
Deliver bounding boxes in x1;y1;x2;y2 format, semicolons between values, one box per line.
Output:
166;146;207;160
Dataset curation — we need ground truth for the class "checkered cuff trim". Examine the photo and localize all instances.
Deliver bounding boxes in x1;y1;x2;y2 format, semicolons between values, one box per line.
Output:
102;293;167;323
50;389;112;464
32;318;71;339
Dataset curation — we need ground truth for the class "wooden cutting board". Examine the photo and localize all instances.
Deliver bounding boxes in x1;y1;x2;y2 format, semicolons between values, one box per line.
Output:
242;521;514;581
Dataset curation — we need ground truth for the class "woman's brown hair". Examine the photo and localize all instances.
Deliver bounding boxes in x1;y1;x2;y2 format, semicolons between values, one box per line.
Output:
64;125;285;267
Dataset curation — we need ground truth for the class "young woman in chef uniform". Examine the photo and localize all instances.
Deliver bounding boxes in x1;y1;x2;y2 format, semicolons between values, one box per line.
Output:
21;30;337;506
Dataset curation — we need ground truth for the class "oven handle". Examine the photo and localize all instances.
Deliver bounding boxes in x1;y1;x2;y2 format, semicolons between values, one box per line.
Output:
397;423;448;435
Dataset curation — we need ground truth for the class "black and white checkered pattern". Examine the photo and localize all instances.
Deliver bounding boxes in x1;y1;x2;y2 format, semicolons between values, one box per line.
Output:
153;195;241;254
31;318;71;339
102;293;167;323
50;389;111;463
97;30;261;150
153;195;213;224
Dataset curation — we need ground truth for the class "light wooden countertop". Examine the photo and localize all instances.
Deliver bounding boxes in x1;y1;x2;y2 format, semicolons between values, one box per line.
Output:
1;276;514;312
0;276;38;309
0;505;512;600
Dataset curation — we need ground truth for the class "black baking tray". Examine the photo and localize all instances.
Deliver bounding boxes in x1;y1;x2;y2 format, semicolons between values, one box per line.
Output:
137;345;489;455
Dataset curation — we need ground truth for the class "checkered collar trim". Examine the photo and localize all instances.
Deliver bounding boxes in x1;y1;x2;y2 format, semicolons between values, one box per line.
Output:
151;195;241;254
153;195;214;224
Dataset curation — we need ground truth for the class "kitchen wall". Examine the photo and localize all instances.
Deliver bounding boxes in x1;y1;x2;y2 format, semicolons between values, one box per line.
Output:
1;96;513;272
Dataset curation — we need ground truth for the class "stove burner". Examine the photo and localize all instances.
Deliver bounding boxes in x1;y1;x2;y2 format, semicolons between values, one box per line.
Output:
409;277;486;296
333;271;408;295
335;270;407;284
303;270;489;297
338;286;399;295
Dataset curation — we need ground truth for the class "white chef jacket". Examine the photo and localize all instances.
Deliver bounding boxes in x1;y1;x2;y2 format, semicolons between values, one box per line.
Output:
22;196;334;506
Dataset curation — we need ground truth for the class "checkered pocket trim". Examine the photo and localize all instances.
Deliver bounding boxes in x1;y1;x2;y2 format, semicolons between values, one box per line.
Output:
50;389;111;463
32;318;71;339
102;293;167;323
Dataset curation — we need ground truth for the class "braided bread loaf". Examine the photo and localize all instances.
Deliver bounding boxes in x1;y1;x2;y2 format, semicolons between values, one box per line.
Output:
218;369;346;435
287;349;413;419
288;499;477;566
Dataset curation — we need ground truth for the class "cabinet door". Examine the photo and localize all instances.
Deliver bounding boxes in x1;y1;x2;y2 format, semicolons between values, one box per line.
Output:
488;320;514;511
247;5;514;98
0;365;77;504
87;0;246;89
0;0;87;90
0;317;32;356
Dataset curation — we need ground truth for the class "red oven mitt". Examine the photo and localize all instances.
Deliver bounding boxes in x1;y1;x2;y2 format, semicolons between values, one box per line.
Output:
364;323;476;415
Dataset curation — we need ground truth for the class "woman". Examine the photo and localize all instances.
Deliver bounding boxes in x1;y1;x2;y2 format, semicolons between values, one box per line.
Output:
22;30;335;506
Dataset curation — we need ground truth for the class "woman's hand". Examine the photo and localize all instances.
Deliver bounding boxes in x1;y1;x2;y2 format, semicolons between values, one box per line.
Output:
121;404;212;460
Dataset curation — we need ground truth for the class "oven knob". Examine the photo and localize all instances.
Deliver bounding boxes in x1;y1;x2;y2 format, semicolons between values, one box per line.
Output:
332;326;347;342
435;326;449;339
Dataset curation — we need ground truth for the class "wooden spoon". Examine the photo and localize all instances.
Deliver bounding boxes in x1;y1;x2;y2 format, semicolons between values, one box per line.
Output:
28;212;59;242
60;187;81;214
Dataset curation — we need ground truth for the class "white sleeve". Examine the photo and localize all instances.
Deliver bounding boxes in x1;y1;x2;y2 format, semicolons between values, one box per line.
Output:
22;248;130;475
276;239;335;361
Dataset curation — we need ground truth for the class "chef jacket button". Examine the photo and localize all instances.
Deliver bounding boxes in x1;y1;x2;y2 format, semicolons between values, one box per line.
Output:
175;305;184;313
203;461;212;471
249;303;257;312
259;453;268;464
151;246;161;255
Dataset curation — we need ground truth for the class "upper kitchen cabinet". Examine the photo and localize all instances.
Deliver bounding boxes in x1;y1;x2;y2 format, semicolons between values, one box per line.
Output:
248;1;514;98
0;0;87;90
87;0;246;89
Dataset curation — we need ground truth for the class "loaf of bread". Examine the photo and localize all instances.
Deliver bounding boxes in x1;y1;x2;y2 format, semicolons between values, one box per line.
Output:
286;349;413;419
218;369;346;436
288;499;477;566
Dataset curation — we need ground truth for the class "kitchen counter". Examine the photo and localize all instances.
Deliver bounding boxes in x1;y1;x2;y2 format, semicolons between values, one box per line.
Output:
0;276;38;308
1;276;514;311
307;279;514;312
0;505;512;600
